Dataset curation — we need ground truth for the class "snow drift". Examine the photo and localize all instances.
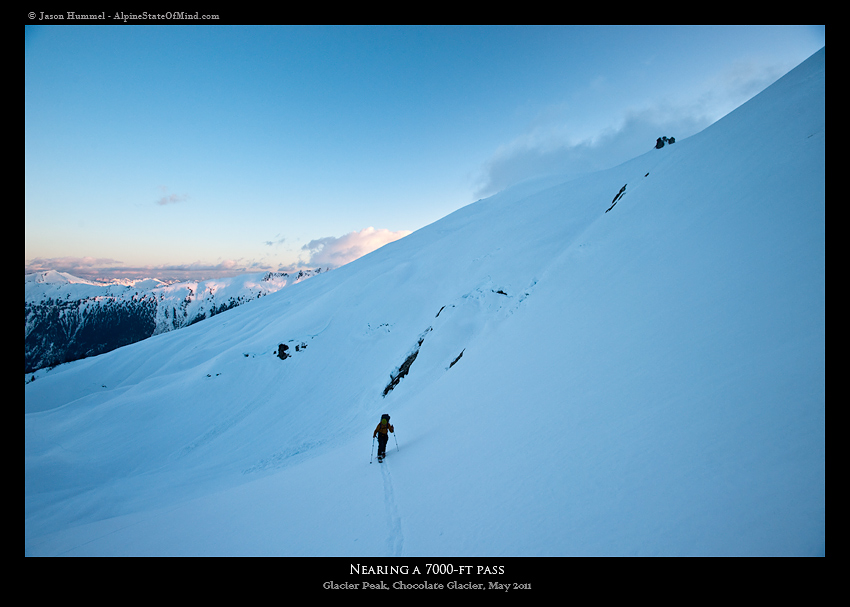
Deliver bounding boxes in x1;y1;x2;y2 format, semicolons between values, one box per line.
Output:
25;48;825;556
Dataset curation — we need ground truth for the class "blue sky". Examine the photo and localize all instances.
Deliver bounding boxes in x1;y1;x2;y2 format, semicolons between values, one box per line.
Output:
24;25;825;281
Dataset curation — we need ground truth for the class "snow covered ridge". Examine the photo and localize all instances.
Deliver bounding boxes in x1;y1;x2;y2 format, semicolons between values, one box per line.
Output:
25;268;324;374
25;49;824;556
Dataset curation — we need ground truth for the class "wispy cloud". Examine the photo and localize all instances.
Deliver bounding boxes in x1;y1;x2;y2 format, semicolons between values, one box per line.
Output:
299;227;412;270
25;256;123;278
25;227;411;282
25;256;264;283
155;186;189;206
264;235;286;247
474;60;790;198
475;107;710;198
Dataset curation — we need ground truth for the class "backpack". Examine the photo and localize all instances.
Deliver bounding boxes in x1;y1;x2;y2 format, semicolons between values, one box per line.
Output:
380;413;390;426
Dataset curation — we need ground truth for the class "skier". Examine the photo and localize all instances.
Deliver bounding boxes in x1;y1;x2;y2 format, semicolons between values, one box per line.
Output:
373;414;394;461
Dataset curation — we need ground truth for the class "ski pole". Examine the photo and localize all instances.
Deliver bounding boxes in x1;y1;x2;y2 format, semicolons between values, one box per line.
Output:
370;436;376;463
393;432;399;452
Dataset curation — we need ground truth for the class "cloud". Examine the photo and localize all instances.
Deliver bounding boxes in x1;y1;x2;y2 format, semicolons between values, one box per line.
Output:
709;59;787;112
25;256;124;278
264;235;286;246
25;256;261;283
474;61;789;198
474;108;710;198
300;227;412;270
155;186;189;206
25;228;412;283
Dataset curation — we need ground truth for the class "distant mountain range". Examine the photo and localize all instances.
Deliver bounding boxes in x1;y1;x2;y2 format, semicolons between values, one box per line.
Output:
25;269;323;374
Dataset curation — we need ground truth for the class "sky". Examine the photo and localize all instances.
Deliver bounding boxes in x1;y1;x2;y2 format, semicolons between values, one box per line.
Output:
24;25;825;282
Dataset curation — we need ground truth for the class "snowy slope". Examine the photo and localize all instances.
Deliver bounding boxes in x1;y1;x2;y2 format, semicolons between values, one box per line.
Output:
24;48;825;556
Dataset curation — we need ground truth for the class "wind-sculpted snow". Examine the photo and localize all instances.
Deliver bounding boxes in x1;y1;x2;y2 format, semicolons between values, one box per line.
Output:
25;49;824;556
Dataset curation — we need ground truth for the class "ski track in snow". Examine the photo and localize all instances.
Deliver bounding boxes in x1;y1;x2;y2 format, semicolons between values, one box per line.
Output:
380;457;404;556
